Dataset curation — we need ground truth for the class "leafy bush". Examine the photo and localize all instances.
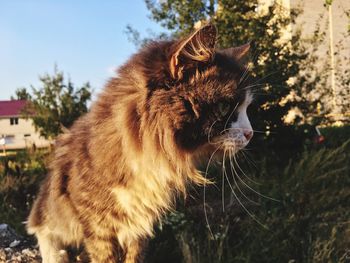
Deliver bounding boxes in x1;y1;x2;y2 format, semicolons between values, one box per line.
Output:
0;149;48;234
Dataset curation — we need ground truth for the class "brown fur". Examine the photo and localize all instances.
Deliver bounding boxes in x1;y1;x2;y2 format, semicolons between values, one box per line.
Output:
27;23;251;263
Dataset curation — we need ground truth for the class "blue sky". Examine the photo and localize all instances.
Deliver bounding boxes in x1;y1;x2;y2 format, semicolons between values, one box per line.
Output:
0;0;166;100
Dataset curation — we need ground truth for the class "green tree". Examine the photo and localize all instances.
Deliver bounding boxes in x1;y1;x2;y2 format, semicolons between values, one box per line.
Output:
11;87;32;100
16;67;91;139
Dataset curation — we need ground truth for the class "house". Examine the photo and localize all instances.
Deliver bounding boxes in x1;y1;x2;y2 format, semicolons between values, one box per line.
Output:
0;100;50;150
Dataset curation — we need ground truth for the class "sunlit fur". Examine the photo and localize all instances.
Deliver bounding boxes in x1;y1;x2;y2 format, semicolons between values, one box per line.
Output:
27;24;253;263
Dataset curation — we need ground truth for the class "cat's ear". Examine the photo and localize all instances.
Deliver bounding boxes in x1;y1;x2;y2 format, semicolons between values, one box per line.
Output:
221;42;251;65
169;23;217;80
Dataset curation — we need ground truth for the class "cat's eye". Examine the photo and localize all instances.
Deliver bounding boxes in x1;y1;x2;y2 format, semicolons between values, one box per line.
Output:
218;102;231;117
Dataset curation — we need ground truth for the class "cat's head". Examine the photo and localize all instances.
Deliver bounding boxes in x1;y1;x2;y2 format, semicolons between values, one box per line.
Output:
124;23;253;156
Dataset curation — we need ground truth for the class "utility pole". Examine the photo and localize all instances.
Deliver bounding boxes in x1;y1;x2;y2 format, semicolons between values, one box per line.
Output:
328;2;338;114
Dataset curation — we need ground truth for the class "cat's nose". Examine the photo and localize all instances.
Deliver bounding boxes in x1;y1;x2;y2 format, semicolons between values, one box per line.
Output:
244;130;253;141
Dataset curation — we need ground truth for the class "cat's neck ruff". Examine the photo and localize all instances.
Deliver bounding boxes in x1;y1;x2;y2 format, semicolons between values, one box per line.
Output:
112;144;202;248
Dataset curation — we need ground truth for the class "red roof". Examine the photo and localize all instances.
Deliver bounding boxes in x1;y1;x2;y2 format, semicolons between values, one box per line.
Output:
0;100;28;117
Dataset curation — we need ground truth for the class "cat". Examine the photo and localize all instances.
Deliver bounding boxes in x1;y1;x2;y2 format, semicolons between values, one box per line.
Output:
27;23;253;263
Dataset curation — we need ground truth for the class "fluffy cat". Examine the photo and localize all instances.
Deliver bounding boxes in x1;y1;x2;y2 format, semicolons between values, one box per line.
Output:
27;23;253;263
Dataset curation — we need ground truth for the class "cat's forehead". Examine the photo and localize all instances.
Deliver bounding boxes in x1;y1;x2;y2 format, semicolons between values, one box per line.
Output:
182;59;249;103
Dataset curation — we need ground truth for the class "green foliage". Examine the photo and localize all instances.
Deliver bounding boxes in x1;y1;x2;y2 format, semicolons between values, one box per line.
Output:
17;66;91;139
250;140;350;263
0;150;48;234
11;87;32;100
146;140;350;262
320;125;350;147
146;0;216;33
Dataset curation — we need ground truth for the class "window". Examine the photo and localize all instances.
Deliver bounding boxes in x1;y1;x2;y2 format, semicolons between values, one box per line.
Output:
24;134;31;137
4;135;15;144
10;118;19;125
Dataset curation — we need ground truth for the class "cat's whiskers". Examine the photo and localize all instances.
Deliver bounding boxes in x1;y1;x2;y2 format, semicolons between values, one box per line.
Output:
227;150;259;205
223;103;239;130
222;140;238;150
232;153;261;185
203;134;276;233
238;48;260;87
207;120;219;145
222;149;267;229
203;144;222;238
242;83;267;91
240;149;260;169
208;138;229;146
238;64;252;87
242;70;280;90
222;149;227;212
238;48;257;86
219;127;266;135
228;152;280;202
239;65;281;99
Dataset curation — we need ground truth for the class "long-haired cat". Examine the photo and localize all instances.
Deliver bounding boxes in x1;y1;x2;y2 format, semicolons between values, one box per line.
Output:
27;23;254;263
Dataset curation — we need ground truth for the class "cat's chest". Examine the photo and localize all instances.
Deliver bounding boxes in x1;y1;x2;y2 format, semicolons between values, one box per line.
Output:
110;166;176;247
112;179;171;213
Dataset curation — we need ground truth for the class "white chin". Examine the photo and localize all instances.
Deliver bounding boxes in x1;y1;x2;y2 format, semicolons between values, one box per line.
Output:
211;134;249;152
222;140;247;152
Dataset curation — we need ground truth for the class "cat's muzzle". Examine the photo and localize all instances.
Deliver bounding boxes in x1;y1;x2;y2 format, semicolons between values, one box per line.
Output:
221;131;251;152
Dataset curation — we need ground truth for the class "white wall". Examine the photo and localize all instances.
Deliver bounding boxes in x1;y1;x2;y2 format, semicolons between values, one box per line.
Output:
0;117;50;149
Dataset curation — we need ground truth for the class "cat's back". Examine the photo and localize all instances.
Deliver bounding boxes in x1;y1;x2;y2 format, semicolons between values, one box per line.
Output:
27;113;93;228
